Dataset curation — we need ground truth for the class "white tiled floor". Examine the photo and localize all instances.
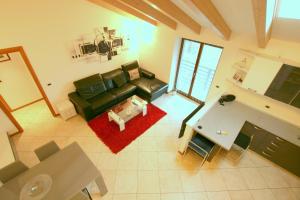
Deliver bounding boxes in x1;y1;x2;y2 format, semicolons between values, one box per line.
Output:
11;93;300;200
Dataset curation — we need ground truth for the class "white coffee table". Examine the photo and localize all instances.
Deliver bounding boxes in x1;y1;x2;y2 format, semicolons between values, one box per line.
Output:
108;95;147;131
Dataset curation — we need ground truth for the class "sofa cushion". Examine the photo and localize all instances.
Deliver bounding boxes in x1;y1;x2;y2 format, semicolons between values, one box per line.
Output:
113;73;127;88
131;77;166;94
121;60;141;81
88;92;116;112
110;83;137;98
102;69;127;90
128;68;140;81
74;74;107;100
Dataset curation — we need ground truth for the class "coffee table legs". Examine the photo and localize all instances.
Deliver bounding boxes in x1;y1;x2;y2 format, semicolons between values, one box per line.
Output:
119;120;125;131
142;105;147;116
108;111;125;131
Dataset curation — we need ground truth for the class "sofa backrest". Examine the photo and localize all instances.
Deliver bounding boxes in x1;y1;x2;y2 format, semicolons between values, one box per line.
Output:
73;74;107;100
121;60;141;81
101;69;127;90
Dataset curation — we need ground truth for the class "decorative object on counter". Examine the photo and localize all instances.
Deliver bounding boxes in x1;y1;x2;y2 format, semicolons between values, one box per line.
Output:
0;54;11;62
20;174;53;200
216;130;230;135
218;94;236;106
69;26;130;63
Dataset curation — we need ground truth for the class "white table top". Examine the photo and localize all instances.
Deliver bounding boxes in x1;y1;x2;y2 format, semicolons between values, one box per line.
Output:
193;101;248;150
0;142;107;199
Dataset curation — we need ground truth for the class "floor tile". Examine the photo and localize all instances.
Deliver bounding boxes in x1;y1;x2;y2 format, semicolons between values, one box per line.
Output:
228;190;253;200
229;190;253;200
200;170;227;191
158;152;181;170
160;193;185;200
114;170;137;194
250;189;276;200
101;170;116;194
159;170;183;193
97;153;119;170
207;191;231;200
138;152;158;170
138;137;157;151
239;168;268;189
113;194;136;200
184;192;208;200
289;188;300;200
138;171;160;193
221;169;248;190
136;194;160;200
279;169;300;187
271;188;298;200
258;167;289;188
179;170;205;192
117;152;138;170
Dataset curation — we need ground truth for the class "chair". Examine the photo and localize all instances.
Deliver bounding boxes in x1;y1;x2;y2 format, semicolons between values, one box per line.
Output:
231;132;253;160
34;141;92;200
186;133;215;166
34;141;60;161
0;161;29;184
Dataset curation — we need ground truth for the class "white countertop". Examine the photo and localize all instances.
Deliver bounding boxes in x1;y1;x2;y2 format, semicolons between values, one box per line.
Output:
187;94;300;150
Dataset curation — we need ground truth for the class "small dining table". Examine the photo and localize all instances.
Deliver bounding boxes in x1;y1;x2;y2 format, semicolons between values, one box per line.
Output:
0;142;107;200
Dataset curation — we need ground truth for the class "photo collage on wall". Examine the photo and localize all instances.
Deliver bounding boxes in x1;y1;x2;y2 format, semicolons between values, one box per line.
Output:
69;27;130;63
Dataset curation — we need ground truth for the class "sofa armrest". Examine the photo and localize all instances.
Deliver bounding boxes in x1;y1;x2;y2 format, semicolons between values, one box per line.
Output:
68;92;93;121
141;68;155;79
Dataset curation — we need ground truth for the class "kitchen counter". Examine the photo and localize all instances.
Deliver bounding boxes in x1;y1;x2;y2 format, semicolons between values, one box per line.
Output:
179;93;300;153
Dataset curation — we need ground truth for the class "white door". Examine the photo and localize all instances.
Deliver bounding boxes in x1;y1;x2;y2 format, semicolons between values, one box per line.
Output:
0;52;42;109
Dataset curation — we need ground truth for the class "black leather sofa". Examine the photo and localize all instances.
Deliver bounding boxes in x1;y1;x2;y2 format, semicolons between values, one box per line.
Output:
68;61;168;121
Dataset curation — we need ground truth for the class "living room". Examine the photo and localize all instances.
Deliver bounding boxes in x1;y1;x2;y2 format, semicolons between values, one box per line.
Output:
0;0;300;200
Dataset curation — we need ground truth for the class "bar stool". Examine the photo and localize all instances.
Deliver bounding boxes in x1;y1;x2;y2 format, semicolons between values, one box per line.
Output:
231;132;253;160
186;133;215;166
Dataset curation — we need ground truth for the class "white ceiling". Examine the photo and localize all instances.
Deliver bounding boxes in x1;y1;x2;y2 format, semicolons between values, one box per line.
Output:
168;0;300;43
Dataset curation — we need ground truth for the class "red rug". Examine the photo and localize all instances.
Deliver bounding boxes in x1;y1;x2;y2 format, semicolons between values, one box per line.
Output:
88;104;167;153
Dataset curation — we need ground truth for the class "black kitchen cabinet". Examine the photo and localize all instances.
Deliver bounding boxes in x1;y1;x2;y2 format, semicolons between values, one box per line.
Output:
240;121;300;177
265;64;300;108
240;122;268;153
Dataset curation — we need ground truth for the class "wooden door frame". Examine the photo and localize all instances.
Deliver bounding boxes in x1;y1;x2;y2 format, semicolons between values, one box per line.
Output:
0;46;57;117
174;38;224;102
0;96;23;134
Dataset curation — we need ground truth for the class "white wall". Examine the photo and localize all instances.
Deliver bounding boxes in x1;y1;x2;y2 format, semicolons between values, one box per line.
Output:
138;24;300;127
0;108;18;135
0;0;147;112
0;52;42;109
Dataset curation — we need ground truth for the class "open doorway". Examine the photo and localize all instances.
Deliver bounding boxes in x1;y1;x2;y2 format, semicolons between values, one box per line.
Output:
0;46;56;135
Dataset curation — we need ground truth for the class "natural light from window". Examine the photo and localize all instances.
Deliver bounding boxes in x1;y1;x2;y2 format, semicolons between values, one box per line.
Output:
277;0;300;19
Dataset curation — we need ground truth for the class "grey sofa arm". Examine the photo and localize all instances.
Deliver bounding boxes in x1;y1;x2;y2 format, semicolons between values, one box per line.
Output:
68;92;94;121
141;68;155;79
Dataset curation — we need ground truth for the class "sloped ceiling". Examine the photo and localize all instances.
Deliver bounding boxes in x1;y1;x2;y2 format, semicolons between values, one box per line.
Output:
94;0;300;44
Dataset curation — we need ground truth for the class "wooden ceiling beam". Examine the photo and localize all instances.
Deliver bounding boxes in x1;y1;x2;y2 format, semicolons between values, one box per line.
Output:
252;0;275;48
119;0;177;30
88;0;158;26
189;0;231;40
147;0;201;34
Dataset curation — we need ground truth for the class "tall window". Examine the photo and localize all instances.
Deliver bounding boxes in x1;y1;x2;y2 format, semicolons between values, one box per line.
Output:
175;38;223;102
